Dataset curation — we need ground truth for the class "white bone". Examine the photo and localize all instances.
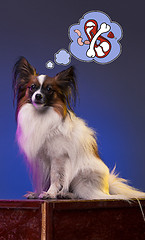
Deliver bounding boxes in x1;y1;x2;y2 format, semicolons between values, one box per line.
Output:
86;21;96;39
87;22;111;58
95;46;105;57
86;27;94;39
100;42;110;52
86;21;96;27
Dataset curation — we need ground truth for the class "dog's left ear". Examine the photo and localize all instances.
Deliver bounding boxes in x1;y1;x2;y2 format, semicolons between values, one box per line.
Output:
55;66;78;111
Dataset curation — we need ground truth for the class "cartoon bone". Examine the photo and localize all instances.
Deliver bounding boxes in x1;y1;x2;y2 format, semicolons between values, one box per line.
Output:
87;22;111;58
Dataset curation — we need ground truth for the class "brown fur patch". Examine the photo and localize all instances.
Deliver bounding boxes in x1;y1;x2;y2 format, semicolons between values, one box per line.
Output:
17;76;40;112
42;76;67;118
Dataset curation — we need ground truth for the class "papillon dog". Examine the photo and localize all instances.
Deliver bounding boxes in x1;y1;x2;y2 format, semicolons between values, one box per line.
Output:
12;57;145;200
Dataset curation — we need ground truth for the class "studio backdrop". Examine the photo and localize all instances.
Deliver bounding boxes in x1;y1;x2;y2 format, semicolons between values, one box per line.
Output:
0;0;145;199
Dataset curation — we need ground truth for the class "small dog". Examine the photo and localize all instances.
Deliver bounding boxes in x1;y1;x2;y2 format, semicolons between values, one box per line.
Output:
13;57;145;200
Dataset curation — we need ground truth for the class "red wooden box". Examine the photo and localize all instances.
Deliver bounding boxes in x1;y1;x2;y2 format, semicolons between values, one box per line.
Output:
0;199;145;240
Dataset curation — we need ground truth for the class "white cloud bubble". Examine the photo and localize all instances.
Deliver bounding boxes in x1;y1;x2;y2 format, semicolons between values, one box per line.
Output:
45;60;54;69
54;49;71;65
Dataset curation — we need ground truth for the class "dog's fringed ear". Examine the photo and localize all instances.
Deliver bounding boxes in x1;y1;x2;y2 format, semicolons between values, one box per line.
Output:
12;56;36;104
55;66;78;112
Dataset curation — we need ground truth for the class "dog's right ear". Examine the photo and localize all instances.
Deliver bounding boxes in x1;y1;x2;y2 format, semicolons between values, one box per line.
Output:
12;56;36;104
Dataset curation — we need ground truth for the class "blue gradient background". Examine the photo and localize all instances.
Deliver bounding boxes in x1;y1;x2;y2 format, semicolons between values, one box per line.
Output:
0;0;145;199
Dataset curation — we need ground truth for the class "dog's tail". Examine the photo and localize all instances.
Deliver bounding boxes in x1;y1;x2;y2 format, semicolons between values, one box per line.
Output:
109;167;145;199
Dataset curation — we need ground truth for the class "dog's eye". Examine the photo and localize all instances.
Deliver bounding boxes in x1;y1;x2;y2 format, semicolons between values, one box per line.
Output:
30;84;36;91
47;86;52;92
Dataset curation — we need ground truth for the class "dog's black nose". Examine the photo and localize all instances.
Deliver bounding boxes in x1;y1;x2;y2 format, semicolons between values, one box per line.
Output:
35;93;43;100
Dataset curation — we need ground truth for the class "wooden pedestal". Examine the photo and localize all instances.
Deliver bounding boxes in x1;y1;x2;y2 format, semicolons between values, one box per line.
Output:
0;199;145;240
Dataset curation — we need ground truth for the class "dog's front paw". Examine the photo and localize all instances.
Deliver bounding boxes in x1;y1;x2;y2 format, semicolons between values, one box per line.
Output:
39;191;57;199
24;191;39;199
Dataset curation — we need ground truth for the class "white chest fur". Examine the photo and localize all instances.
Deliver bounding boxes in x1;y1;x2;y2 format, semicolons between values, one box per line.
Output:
16;104;106;176
16;104;63;161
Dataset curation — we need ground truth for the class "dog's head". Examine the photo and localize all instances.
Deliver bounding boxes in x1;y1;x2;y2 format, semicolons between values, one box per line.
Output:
13;57;77;118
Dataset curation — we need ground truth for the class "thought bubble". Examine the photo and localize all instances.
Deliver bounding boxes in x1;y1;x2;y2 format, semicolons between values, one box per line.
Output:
45;60;54;69
54;49;71;65
45;11;123;69
68;11;123;64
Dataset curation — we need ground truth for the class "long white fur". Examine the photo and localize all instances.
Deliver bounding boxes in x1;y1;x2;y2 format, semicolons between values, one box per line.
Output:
17;103;145;200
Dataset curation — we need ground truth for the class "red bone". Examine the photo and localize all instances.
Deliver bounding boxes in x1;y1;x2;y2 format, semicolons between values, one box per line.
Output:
84;19;111;58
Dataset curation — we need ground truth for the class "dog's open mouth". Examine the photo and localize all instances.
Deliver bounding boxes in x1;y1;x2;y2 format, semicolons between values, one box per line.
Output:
32;100;46;110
